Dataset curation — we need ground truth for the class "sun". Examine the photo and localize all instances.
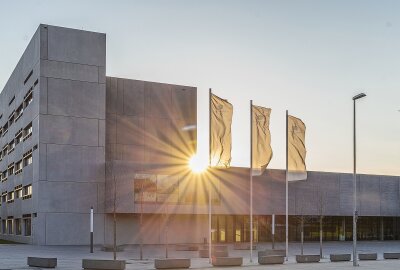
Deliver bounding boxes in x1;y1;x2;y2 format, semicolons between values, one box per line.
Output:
189;154;208;173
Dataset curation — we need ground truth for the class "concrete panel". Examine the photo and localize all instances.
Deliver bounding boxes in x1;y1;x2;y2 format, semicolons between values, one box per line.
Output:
45;213;104;245
40;24;48;60
41;60;99;83
106;77;117;114
359;175;380;216
40;114;99;146
318;173;340;215
98;67;106;84
47;25;106;66
22;27;41;77
116;115;144;146
116;78;124;115
339;174;353;216
380;176;399;216
39;143;47;181
106;114;117;146
123;79;144;116
105;214;208;245
47;78;105;119
99;120;105;147
39;76;48;114
32;213;46;245
39;181;100;212
171;85;196;123
144;82;172;119
144;117;172;164
46;144;104;182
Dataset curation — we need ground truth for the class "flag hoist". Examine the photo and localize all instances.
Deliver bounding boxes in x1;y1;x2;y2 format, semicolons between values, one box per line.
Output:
285;111;307;260
250;101;273;262
208;89;233;263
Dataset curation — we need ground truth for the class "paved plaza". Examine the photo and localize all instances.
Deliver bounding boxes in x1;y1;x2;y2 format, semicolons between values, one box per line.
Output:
1;241;400;269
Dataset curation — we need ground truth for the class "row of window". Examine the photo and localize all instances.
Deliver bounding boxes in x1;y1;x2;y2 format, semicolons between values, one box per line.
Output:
0;184;32;205
0;79;36;138
1;216;31;236
0;122;33;161
1;148;34;182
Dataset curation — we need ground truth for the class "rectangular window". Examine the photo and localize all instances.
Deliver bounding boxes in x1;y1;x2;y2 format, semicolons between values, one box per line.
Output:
0;127;2;138
7;140;15;154
8;96;15;106
24;217;31;236
22;185;32;200
8;110;15;126
1;171;6;182
7;191;14;203
15;160;23;175
1;192;6;203
2;122;8;136
15;129;23;145
8;163;14;176
23;150;33;167
24;70;33;85
1;220;6;234
15;219;21;235
2;145;7;157
15;185;22;199
7;219;13;234
23;122;32;141
15;104;23;122
23;89;33;108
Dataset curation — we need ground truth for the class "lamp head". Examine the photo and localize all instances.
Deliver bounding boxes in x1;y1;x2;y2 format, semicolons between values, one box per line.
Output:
353;93;366;100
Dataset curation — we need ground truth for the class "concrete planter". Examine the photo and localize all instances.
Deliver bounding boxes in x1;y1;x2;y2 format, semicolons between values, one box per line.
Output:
359;253;377;260
330;254;351;262
212;257;243;266
296;255;320;263
154;258;190;269
175;244;199;251
82;259;126;270
27;257;57;268
258;255;285;265
383;252;400;259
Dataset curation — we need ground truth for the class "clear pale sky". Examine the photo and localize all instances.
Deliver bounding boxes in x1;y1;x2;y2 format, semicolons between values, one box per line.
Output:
1;0;399;176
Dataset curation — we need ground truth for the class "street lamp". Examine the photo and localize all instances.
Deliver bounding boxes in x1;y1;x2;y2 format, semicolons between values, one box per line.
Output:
352;92;366;267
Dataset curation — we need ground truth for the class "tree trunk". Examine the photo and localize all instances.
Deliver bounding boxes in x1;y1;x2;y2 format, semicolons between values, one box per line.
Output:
301;216;304;255
319;216;323;258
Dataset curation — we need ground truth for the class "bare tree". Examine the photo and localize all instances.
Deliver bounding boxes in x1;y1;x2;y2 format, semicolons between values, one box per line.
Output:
295;196;313;255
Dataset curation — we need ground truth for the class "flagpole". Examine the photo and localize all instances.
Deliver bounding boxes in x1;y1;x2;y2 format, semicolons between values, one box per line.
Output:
250;100;253;263
208;88;212;264
285;110;289;261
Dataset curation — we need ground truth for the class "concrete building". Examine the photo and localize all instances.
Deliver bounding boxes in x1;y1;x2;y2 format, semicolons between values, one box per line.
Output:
0;24;399;245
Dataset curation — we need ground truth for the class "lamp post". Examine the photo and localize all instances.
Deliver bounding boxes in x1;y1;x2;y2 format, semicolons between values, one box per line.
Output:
352;93;366;267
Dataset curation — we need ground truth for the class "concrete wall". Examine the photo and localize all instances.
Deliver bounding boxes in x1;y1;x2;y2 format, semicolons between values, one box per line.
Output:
0;24;41;244
37;25;106;245
104;214;208;245
109;167;400;217
105;77;197;213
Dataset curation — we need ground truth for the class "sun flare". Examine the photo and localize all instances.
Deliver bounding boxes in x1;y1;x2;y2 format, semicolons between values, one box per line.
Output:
189;154;208;173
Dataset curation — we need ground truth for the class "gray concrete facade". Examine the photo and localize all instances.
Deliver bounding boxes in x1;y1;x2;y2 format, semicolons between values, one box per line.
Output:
1;24;400;245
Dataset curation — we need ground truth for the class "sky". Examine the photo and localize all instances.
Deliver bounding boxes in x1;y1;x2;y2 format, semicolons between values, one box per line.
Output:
0;0;399;176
